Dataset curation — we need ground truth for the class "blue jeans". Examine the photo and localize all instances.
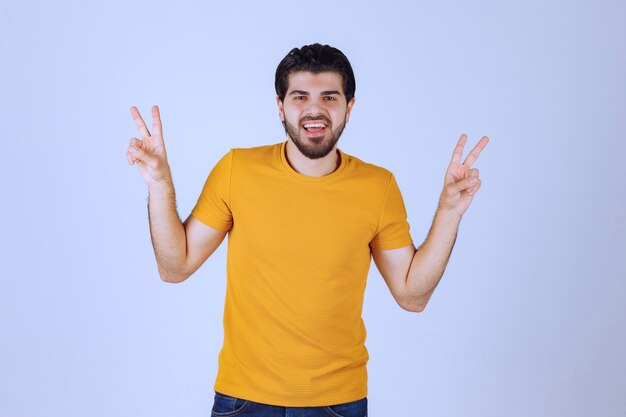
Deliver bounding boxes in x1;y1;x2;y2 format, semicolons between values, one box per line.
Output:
211;390;368;417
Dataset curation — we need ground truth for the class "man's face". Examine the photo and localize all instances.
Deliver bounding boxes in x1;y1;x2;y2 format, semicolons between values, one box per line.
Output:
277;71;355;159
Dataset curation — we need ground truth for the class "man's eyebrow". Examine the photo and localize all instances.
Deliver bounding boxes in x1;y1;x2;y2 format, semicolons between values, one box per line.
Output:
287;90;342;96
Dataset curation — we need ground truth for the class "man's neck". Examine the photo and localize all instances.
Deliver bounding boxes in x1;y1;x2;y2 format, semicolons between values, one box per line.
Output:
284;140;341;177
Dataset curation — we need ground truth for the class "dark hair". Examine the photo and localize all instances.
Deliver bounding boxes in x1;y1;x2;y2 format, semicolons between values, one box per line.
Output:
275;43;356;103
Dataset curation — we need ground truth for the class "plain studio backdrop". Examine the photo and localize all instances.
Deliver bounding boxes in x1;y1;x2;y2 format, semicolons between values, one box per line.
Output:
0;1;624;416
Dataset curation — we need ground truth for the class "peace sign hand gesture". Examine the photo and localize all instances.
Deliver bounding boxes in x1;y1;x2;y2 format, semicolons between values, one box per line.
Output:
437;133;489;218
127;105;173;188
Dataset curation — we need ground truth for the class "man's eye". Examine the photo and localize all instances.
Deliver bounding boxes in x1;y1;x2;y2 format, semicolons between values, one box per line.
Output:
324;96;337;101
294;96;306;100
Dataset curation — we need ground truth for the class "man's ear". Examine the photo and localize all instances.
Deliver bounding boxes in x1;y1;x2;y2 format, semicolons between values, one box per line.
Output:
276;95;285;122
345;97;356;124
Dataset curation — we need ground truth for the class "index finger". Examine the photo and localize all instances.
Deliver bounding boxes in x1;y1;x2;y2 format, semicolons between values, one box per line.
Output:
463;136;489;167
130;106;151;138
151;105;162;137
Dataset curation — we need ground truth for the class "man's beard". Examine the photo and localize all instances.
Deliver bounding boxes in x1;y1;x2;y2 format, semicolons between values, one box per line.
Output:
282;116;347;160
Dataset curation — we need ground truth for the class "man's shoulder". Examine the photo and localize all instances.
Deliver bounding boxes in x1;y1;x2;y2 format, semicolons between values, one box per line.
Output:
229;142;281;160
341;149;393;180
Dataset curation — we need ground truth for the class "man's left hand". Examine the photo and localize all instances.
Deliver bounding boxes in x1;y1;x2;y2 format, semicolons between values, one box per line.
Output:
438;133;489;218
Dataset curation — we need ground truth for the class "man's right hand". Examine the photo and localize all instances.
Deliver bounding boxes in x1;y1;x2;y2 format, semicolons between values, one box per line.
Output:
127;105;173;188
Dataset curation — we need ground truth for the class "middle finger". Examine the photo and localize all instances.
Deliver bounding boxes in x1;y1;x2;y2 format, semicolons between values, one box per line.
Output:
130;106;151;138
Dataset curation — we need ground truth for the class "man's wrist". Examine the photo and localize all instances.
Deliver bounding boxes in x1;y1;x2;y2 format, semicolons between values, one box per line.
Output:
435;206;463;223
148;180;175;198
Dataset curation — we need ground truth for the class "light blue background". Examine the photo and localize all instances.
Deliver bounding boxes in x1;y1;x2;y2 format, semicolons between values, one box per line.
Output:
1;1;624;416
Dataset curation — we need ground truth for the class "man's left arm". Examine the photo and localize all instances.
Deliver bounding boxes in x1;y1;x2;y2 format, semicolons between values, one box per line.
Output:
372;133;489;312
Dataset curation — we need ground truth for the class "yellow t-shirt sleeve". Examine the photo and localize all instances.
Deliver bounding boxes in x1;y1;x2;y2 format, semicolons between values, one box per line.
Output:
369;173;413;251
190;149;234;232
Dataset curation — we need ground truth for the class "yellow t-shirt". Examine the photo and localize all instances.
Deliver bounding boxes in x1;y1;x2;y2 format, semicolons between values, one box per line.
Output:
191;141;413;407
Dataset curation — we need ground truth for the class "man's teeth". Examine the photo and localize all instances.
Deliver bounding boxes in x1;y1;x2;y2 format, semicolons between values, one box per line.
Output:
304;123;325;129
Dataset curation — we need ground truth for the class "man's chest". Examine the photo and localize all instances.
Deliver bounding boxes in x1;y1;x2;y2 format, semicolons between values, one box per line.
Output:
229;177;381;263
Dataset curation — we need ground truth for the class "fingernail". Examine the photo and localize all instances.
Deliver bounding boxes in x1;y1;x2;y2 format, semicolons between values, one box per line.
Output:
130;147;136;153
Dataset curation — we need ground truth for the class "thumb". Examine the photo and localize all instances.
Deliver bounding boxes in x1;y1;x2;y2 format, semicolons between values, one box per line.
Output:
129;144;154;164
449;177;477;194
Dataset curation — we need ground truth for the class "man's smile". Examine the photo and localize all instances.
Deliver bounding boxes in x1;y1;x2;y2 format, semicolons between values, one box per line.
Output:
301;117;330;136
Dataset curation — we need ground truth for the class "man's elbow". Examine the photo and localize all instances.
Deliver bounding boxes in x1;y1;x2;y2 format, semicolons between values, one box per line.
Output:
400;295;429;313
158;266;190;284
160;273;191;283
402;302;426;313
160;274;180;283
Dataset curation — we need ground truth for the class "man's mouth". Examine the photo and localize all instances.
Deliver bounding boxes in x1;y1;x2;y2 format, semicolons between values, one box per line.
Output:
302;121;327;135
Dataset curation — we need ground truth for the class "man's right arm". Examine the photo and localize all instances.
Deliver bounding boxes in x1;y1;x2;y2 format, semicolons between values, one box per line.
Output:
148;181;227;283
127;105;227;283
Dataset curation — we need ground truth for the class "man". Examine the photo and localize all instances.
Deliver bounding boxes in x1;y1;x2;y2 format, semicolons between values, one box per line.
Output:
127;43;488;416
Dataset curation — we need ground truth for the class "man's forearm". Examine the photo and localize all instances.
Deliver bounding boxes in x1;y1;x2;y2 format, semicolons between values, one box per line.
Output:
147;181;187;281
405;208;462;308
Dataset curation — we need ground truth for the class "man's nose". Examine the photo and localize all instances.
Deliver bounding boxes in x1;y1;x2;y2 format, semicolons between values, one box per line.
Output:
304;97;326;115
